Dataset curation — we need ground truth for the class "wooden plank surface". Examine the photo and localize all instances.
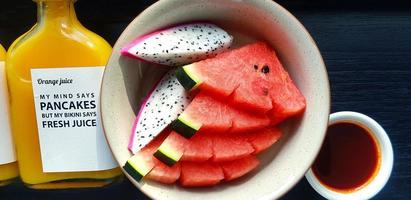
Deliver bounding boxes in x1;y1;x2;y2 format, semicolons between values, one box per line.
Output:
0;0;410;199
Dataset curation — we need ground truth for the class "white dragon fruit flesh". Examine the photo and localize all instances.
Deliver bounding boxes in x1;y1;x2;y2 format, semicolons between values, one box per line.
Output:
121;23;233;66
128;70;193;154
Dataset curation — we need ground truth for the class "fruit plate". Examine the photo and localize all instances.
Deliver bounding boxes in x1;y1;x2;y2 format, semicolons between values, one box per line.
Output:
100;0;330;199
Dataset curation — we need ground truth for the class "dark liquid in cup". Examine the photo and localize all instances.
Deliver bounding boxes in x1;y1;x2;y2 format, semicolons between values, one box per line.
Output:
312;122;380;192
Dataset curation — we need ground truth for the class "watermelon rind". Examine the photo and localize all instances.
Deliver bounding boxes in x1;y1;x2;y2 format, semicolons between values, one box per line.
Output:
153;150;179;167
171;113;201;138
123;163;144;182
154;138;184;167
123;155;153;182
175;64;202;91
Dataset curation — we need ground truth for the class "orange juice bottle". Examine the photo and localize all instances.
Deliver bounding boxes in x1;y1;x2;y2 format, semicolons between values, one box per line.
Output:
0;44;19;186
6;0;121;189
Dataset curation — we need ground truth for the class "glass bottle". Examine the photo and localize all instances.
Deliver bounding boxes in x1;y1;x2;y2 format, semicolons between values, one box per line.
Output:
0;44;19;186
6;0;121;189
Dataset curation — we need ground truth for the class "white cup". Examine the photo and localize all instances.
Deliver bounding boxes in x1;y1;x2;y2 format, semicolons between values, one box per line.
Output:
305;111;394;200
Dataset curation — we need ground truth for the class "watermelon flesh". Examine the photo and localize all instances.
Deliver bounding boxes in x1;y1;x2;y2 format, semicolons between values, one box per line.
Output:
154;131;188;166
125;42;303;187
211;135;254;162
179;155;260;186
181;134;213;162
147;161;181;184
220;155;260;181
145;127;276;166
152;128;254;166
176;42;306;124
240;127;282;154
160;128;279;165
180;161;224;187
123;149;156;182
172;91;270;138
125;128;281;185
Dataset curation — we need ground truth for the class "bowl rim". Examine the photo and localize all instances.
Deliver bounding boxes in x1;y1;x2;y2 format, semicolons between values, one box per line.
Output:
101;0;331;199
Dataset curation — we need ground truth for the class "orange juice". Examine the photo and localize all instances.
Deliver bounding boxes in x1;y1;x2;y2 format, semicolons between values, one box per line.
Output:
6;0;121;189
0;44;18;186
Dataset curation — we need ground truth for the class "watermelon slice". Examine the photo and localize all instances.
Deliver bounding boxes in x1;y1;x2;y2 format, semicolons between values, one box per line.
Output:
181;134;213;162
220;155;260;181
146;161;181;184
171;92;270;138
180;161;224;187
175;42;306;124
211;135;254;162
240;128;282;154
154;131;188;167
123;150;156;182
125;128;280;184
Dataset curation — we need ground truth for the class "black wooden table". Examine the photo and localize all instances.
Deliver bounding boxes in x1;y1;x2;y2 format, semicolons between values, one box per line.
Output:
0;0;410;199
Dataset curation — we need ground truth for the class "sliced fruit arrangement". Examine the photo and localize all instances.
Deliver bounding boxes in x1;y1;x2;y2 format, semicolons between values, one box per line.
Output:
122;39;305;187
124;129;272;186
121;23;233;66
176;42;306;124
124;127;282;186
171;91;270;138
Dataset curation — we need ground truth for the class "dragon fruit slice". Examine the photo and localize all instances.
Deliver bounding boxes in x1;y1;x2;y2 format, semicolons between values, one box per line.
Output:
128;70;193;154
121;23;233;66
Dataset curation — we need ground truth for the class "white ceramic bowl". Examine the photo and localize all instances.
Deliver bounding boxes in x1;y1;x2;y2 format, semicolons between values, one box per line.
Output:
305;111;394;200
101;0;330;199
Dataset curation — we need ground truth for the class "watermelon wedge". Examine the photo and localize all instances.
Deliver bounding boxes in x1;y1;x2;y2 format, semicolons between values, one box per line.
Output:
211;135;254;162
158;127;281;165
240;127;282;154
124;42;300;187
180;161;224;187
171;92;270;138
175;42;306;124
220;155;260;181
181;134;213;162
154;131;188;167
146;162;181;184
123;150;156;182
125;128;281;184
151;127;282;166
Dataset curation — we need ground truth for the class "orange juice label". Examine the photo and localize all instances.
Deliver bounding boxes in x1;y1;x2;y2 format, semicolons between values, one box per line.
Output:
31;67;117;172
0;61;17;165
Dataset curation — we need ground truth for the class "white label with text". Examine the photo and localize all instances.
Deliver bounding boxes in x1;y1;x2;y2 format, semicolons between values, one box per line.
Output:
31;67;117;172
0;61;17;165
